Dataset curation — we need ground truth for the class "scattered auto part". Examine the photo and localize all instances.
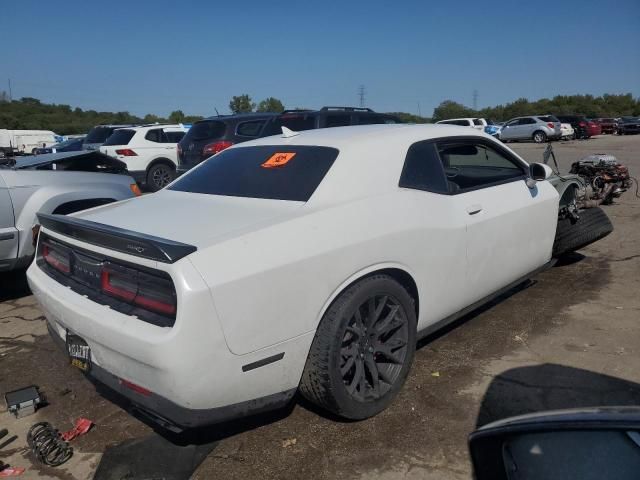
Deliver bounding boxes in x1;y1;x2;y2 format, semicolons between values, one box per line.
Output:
26;422;73;467
569;154;632;205
4;386;44;418
60;418;93;442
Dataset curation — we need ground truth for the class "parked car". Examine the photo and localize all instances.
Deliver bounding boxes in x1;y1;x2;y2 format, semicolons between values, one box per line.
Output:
596;118;618;134
560;123;575;140
83;124;138;151
435;118;488;129
0;129;58;157
261;107;401;137
27;124;611;431
497;115;561;143
100;124;188;191
35;137;85;155
177;113;278;176
617;117;640;135
0;150;140;273
178;107;402;175
585;119;602;137
555;115;590;139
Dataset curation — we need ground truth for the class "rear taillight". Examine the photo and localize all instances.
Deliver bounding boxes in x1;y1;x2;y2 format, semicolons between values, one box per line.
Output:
115;149;137;156
547;122;554;129
579;121;587;127
202;141;233;156
42;242;71;274
119;378;151;396
101;262;176;316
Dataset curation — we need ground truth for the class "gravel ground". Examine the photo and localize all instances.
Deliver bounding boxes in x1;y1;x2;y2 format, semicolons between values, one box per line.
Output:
0;134;639;479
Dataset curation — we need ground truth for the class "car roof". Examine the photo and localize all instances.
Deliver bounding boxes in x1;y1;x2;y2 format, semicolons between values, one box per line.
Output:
232;124;498;206
200;113;278;122
118;124;187;132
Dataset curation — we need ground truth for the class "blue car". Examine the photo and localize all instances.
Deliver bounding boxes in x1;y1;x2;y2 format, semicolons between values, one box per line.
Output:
35;137;85;154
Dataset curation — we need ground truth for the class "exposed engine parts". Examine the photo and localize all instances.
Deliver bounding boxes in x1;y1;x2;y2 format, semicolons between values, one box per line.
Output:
569;154;632;206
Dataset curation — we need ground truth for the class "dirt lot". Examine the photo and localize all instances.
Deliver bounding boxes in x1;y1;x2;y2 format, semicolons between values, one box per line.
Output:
1;134;639;479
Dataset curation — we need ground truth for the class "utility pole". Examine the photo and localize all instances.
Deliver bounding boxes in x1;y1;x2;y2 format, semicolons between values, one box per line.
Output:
8;78;12;101
472;89;478;111
358;85;366;108
417;102;422;117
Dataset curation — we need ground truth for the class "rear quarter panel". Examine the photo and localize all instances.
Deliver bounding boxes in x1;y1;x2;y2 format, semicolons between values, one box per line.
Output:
189;190;468;355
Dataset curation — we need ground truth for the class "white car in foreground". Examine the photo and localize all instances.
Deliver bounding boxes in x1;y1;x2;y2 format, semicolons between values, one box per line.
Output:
28;124;603;431
100;124;188;191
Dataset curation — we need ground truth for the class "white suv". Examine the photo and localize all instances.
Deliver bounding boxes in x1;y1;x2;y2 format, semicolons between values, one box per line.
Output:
435;118;488;129
100;124;188;191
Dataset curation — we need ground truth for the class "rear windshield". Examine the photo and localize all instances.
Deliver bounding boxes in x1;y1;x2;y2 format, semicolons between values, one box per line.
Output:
103;129;136;146
439;120;469;126
85;127;116;144
164;131;186;142
538;115;559;122
186;120;226;141
169;145;338;202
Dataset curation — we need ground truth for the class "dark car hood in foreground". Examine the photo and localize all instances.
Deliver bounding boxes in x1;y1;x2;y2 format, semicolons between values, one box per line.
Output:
10;150;127;173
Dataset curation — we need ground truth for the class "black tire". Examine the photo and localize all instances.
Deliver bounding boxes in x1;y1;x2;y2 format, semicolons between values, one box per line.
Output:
532;131;547;143
553;207;613;257
146;162;175;192
299;275;417;420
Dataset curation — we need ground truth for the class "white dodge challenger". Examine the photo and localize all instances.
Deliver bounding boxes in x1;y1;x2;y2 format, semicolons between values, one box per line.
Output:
28;124;572;430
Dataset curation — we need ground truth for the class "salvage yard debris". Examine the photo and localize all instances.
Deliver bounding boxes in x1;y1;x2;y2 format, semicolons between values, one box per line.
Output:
4;386;43;419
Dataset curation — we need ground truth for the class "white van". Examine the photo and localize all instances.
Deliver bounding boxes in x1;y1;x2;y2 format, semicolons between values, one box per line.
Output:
0;129;57;157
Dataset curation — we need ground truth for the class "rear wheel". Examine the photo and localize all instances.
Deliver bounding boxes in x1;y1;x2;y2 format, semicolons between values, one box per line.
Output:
146;162;175;192
553;207;613;257
300;275;416;420
532;131;547;143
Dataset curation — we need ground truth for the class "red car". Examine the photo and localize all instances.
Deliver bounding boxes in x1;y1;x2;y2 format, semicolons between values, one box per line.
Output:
586;119;602;136
596;118;618;134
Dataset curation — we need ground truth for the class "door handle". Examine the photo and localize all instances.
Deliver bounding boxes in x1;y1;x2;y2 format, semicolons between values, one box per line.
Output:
466;205;483;215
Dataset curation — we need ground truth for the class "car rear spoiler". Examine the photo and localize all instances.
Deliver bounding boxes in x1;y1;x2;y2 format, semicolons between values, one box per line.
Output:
36;213;197;264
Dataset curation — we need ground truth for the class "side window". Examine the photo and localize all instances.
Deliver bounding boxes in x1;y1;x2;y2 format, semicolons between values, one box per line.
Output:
145;129;162;143
437;141;525;191
520;118;536;125
236;120;265;137
399;141;449;194
164;131;185;143
472;119;483;126
505;119;519;127
325;115;351;128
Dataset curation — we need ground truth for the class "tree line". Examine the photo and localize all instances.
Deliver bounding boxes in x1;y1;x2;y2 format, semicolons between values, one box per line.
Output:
0;91;638;134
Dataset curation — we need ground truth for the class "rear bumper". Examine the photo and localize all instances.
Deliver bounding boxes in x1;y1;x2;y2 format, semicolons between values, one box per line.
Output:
27;255;307;430
45;322;295;431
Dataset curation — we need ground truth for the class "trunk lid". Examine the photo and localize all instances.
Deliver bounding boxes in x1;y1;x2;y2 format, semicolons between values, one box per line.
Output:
71;190;304;250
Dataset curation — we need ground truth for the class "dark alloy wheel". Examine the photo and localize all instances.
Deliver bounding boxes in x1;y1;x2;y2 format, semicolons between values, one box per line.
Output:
300;274;416;420
340;294;409;401
147;163;175;192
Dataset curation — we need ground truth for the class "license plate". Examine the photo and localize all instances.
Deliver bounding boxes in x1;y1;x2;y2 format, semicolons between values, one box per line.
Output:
66;333;91;372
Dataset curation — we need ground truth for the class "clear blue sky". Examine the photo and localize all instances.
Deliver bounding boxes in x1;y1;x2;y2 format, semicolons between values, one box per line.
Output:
1;0;638;117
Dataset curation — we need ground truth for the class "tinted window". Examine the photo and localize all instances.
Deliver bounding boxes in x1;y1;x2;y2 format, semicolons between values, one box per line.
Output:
538;115;559;122
399;141;448;194
86;127;116;144
325;115;351;127
439;120;470;126
164;131;185;143
187;120;226;141
518;118;536;125
437;141;524;191
236;120;265;137
277;115;316;131
356;114;400;125
103;129;136;146
472;119;483;126
145;129;163;143
169;145;338;202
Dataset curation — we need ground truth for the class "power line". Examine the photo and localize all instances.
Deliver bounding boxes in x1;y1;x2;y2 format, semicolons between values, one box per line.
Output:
358;85;366;107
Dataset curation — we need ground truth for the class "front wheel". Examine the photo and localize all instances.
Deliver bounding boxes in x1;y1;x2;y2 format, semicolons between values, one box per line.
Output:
300;275;416;420
146;163;175;192
532;131;547;143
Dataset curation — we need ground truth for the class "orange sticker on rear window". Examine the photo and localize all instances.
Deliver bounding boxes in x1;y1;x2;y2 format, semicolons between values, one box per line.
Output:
261;152;296;168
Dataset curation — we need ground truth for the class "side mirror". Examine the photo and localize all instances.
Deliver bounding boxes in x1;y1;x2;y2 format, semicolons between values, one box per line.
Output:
469;407;640;480
529;162;553;182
